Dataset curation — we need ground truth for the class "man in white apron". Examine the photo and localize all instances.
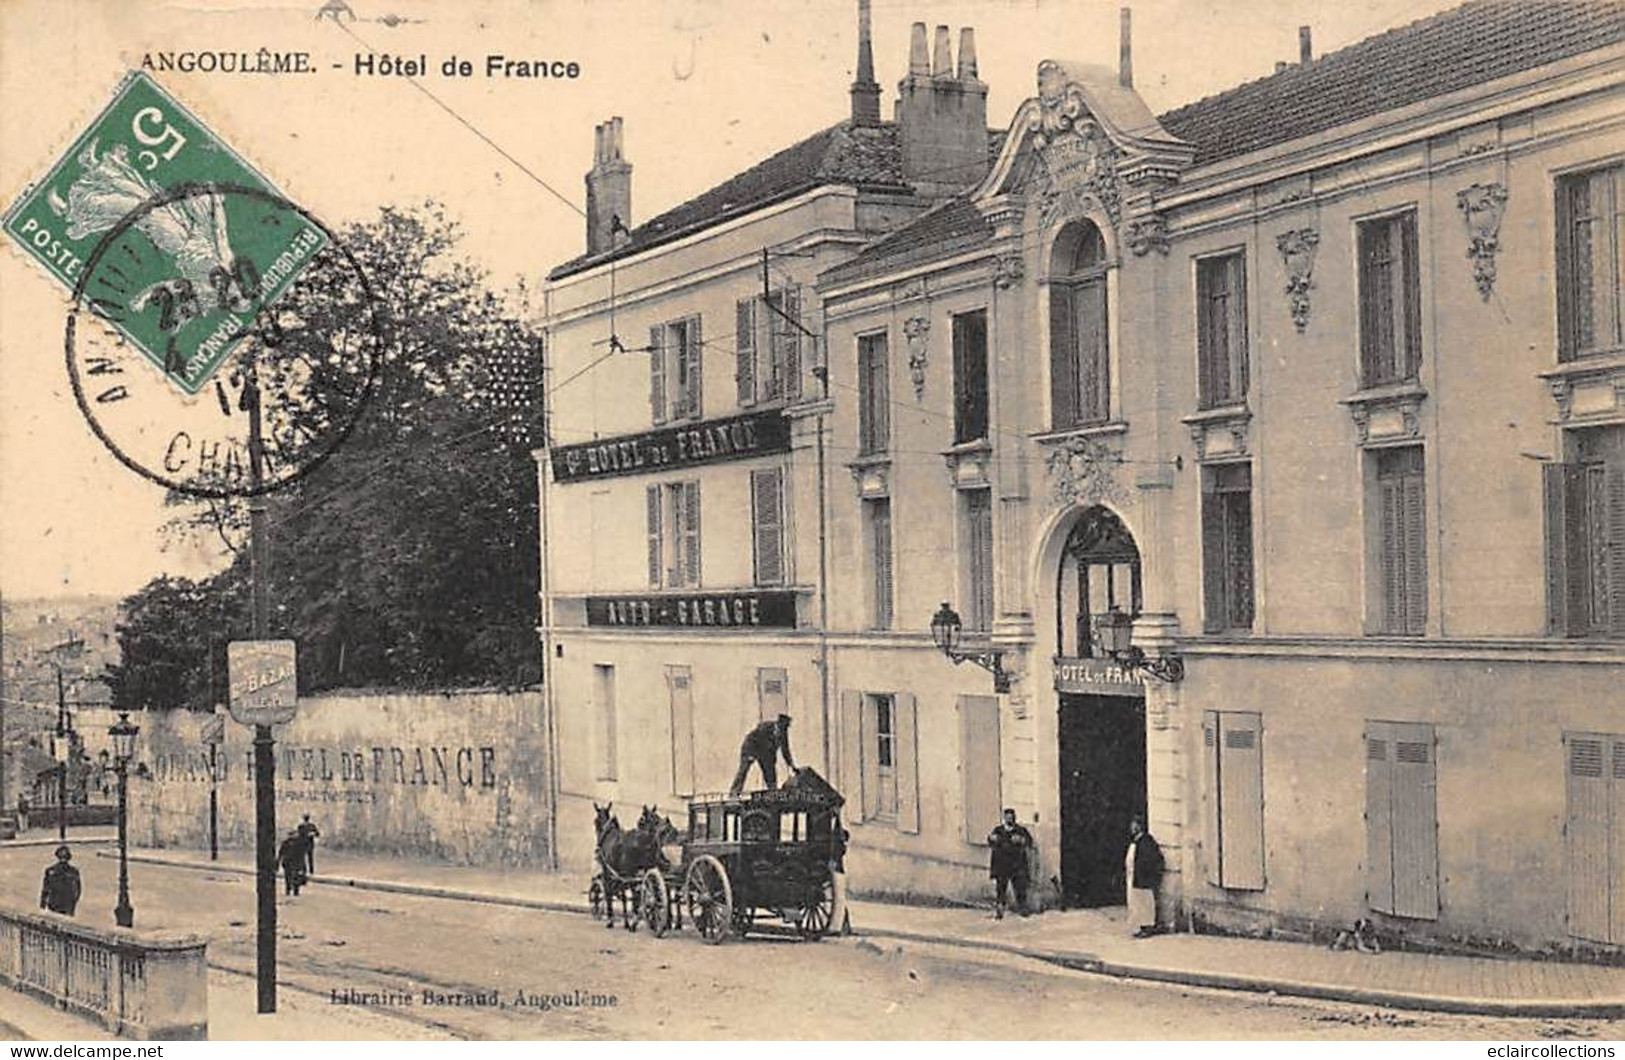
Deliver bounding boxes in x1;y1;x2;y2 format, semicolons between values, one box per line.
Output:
1125;814;1164;937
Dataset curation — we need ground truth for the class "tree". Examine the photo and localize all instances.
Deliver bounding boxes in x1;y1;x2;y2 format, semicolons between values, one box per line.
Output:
116;201;543;703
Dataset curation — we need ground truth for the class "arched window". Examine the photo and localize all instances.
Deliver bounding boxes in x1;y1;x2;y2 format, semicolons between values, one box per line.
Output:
1049;221;1111;428
1056;506;1141;657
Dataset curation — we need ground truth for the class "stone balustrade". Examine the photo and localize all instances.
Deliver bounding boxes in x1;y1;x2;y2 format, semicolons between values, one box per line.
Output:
0;902;207;1040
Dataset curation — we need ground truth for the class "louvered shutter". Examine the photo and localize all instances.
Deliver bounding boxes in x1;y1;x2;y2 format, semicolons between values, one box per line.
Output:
668;666;695;797
649;325;667;424
1231;254;1250;400
1557;181;1578;361
685;316;703;419
1390;722;1439;920
1049;287;1078;428
1202;712;1222;886
1197;258;1228;408
1380;477;1406;633
1545;464;1574;636
1565;733;1610;942
1365;724;1395;914
1402;471;1428;634
736;297;757;406
1077;278;1109;423
859;694;880;822
681;481;701;586
1201;479;1227;634
839;690;865;823
967;491;995;630
646;485;663;588
1606;466;1625;636
895;692;920;835
960;695;1001;844
871;499;893;629
1400;213;1422;379
1219;712;1265;890
751;468;784;586
782;286;803;401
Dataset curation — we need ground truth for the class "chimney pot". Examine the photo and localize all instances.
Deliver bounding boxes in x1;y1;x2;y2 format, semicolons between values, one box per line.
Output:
908;22;929;75
1298;25;1313;63
1119;8;1133;89
584;117;632;255
957;27;978;80
1275;60;1289;73
850;0;881;124
932;25;951;77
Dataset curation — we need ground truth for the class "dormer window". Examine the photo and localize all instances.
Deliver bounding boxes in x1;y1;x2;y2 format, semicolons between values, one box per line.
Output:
1049;221;1111;429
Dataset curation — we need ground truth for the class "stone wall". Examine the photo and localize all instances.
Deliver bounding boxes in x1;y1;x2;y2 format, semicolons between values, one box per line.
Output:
131;689;551;868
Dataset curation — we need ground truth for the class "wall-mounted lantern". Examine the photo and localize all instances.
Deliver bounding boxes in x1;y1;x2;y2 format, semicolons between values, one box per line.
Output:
1094;606;1184;683
930;601;1011;694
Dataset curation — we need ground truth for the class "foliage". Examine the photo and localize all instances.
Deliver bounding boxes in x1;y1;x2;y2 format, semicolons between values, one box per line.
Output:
114;202;543;706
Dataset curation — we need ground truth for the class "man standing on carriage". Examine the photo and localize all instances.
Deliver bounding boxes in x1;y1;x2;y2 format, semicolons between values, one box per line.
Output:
729;713;799;795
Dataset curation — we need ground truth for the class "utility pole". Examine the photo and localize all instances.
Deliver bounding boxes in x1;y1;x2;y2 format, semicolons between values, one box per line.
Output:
244;359;278;1015
56;667;68;842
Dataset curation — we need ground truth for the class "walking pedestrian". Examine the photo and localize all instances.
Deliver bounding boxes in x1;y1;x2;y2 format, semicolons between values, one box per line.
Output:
987;808;1034;919
278;830;308;896
1126;814;1164;937
297;813;321;874
39;845;81;916
728;714;799;795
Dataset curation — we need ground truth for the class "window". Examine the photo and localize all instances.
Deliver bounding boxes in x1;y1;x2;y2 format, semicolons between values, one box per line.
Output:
735;297;758;406
756;667;787;722
865;498;893;629
1557;164;1625;361
953;310;989;444
1370;447;1427;635
857;332;890;455
840;689;919;833
1202;463;1255;632
649;316;703;424
1357;211;1422;387
646;481;700;588
960;695;1001;844
736;286;807;405
1545;426;1625;637
667;665;695;797
750;468;785;586
592;664;616;781
1049;221;1111;428
963;489;995;631
1564;732;1625;944
873;694;898;821
1365;720;1439;920
1202;711;1264;890
1197;252;1249;408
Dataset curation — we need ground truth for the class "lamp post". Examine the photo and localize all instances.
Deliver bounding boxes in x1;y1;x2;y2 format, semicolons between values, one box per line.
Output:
929;601;1011;693
109;712;139;929
1093;605;1184;683
50;691;73;842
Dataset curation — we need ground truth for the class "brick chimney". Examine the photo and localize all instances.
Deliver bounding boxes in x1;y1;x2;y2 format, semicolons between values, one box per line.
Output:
850;0;881;125
895;23;989;193
1299;25;1313;63
584;117;631;256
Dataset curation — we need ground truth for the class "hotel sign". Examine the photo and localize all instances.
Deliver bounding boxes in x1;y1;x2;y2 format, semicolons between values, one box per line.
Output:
1053;655;1143;696
551;409;791;484
586;590;798;629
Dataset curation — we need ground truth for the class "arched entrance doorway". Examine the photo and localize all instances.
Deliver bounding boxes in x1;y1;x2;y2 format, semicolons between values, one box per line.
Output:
1053;506;1147;907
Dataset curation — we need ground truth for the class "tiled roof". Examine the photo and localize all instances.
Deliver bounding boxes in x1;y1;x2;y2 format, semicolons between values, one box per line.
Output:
820;196;994;286
549;121;910;280
1160;0;1625;167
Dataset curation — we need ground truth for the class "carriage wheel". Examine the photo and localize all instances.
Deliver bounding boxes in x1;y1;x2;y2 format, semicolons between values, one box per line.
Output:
639;870;671;938
797;867;836;941
684;855;733;945
588;877;605;919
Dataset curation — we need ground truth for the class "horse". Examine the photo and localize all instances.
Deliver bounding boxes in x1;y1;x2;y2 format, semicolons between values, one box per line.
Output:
637;805;684;869
592;802;666;930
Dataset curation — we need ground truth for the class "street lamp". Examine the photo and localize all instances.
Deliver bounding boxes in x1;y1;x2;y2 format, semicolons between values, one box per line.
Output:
49;717;73;842
1094;606;1184;683
109;711;139;929
929;601;1011;693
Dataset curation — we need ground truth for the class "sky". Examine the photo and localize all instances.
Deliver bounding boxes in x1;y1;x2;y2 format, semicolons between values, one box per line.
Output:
0;0;1459;601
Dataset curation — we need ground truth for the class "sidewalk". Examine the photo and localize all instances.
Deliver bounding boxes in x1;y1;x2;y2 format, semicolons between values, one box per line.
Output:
106;846;1625;1020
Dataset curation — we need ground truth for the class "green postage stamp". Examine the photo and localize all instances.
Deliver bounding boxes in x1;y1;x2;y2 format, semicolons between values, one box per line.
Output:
4;71;326;394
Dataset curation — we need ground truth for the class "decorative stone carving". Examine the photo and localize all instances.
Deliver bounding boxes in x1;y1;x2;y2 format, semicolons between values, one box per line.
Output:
903;315;931;402
1457;182;1508;301
1184;410;1250;461
1342;386;1427;446
1125;214;1169;256
1276;228;1320;332
994;254;1025;289
895;278;927;303
1547;376;1573;420
1035;120;1123;230
1044;434;1127;508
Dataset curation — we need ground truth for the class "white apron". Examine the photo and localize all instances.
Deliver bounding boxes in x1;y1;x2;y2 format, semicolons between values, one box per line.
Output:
1126;840;1156;928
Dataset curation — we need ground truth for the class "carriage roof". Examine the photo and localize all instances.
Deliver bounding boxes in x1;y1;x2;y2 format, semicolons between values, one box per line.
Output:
686;786;844;815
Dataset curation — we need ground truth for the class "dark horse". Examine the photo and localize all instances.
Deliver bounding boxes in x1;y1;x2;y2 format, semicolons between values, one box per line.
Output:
593;802;667;930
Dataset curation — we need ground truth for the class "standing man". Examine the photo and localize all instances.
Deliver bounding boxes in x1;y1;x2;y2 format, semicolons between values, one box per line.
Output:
729;713;798;795
1126;814;1164;937
40;845;81;916
278;829;307;897
297;813;321;874
987;808;1034;919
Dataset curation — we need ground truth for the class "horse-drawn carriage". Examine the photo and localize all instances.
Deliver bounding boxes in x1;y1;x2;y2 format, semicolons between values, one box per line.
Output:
590;769;846;943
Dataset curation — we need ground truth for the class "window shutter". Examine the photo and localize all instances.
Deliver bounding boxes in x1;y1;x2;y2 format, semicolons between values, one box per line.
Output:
736;298;757;406
1390;721;1439;920
751;468;784;587
840;690;866;823
1229;488;1256;629
1078;279;1110;423
1545;464;1573;636
782;286;803;401
646;485;663;588
1400;213;1422;380
871;500;893;629
1197;258;1227;409
1402;470;1428;635
649;325;667;424
1565;732;1611;942
1231;254;1250;400
1202;712;1222;886
1365;723;1395;914
1049;287;1078;428
685;316;703;419
667;666;695;797
1380;477;1406;633
1556;180;1578;361
1359;221;1391;386
859;694;880;822
959;695;1001;844
895;692;920;835
1218;713;1265;890
681;481;701;586
966;491;995;630
1606;466;1625;636
1201;483;1227;634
